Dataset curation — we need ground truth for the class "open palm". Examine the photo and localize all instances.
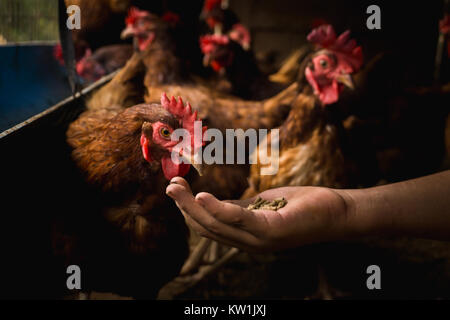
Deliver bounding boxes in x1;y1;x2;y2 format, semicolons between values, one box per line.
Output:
166;177;351;252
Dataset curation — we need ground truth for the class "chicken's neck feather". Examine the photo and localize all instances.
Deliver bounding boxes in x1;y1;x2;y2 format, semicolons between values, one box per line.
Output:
278;89;326;148
80;115;162;198
142;28;185;87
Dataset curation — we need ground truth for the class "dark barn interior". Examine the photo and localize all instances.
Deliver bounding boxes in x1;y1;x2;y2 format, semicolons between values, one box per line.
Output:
0;0;450;300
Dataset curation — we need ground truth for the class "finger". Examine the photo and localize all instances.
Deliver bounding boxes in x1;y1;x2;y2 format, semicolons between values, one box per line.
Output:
196;192;257;228
187;218;254;251
167;186;262;247
225;197;257;208
194;193;271;242
182;210;221;241
166;184;226;239
170;177;192;194
167;184;220;229
166;186;257;250
166;183;196;221
167;184;214;233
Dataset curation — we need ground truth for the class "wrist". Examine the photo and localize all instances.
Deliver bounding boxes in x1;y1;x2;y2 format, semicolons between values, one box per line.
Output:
336;187;394;239
334;188;378;239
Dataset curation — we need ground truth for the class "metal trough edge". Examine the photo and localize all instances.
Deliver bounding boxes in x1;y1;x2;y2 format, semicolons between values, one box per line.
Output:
0;70;119;140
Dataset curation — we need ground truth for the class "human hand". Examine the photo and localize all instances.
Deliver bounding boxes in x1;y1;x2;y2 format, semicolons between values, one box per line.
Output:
166;177;353;252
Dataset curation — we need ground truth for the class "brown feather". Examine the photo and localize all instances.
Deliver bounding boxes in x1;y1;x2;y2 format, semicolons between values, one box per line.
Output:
64;103;189;297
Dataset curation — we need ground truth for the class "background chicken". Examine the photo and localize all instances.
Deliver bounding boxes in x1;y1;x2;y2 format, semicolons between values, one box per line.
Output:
54;43;133;84
268;20;331;86
200;34;287;100
61;1;197;85
64;0;132;54
56;1;137;86
57;94;204;298
76;44;134;83
91;7;291;134
86;8;185;114
200;0;251;50
269;47;311;85
88;7;196;110
244;25;366;198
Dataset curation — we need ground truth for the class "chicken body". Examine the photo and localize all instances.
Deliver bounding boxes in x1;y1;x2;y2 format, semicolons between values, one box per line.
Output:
243;25;366;196
269;46;311;85
87;8;191;111
87;51;147;110
200;0;251;51
152;82;296;133
245;94;347;198
76;44;134;83
61;102;199;298
200;34;287;100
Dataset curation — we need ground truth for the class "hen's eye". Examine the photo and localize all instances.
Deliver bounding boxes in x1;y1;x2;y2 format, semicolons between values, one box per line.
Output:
319;59;328;68
160;127;171;138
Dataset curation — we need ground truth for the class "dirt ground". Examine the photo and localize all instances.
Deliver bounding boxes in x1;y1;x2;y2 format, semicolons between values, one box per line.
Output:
157;237;450;300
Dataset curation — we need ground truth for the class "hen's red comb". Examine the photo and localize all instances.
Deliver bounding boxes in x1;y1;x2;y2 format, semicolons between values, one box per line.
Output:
126;6;150;26
199;34;229;54
161;93;196;122
307;24;363;72
161;93;206;143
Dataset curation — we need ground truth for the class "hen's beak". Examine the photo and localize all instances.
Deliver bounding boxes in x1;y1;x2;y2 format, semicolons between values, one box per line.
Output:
120;26;135;39
179;152;204;176
336;74;355;90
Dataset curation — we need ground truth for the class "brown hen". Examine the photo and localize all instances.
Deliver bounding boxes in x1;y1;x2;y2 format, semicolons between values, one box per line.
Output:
59;95;204;298
244;25;366;197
